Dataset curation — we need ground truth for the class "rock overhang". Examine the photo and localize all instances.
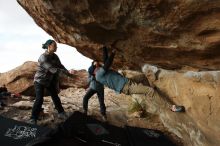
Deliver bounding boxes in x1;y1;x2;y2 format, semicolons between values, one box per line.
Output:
17;0;220;71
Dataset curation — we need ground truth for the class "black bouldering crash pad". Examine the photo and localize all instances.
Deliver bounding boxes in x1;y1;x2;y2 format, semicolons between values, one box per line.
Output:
0;116;51;146
26;111;176;146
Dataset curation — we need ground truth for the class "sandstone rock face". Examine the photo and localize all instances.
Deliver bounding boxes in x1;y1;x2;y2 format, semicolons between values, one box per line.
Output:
14;1;220;145
60;69;88;89
0;61;37;96
140;65;220;146
0;61;88;96
18;0;220;70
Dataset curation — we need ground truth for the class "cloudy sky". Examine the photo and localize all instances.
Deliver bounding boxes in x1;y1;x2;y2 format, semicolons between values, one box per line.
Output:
0;0;91;73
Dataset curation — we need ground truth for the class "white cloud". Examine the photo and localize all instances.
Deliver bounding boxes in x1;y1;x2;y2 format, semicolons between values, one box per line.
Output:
0;0;92;73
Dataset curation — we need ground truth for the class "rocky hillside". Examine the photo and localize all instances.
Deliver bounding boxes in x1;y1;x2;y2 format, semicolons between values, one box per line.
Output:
0;61;88;96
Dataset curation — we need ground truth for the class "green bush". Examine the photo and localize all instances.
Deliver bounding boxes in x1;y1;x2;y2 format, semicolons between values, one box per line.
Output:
128;99;147;117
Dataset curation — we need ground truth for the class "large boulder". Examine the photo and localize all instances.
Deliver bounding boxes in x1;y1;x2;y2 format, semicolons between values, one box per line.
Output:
17;0;220;70
0;61;37;96
14;1;220;145
137;64;220;146
0;61;88;96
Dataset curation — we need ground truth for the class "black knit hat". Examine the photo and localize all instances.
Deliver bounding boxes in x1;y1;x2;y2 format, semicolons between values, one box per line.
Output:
42;39;54;49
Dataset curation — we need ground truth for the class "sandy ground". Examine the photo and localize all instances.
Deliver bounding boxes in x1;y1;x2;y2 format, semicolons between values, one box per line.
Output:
0;88;183;146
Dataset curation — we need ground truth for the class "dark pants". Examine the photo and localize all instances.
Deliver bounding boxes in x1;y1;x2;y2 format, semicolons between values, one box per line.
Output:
0;92;11;98
83;88;106;115
31;82;64;120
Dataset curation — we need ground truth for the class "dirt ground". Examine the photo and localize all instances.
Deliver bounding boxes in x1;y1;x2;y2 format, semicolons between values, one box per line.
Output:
0;88;184;146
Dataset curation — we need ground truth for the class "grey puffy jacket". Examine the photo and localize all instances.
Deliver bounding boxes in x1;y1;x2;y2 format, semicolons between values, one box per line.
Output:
34;51;68;87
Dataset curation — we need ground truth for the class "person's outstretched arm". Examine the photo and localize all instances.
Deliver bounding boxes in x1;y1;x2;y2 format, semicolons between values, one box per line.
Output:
103;46;109;64
53;53;69;72
103;49;116;71
52;54;76;78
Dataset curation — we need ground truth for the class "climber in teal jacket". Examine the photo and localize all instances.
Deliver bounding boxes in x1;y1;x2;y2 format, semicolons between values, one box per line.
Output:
95;46;185;112
96;46;151;95
95;47;128;93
